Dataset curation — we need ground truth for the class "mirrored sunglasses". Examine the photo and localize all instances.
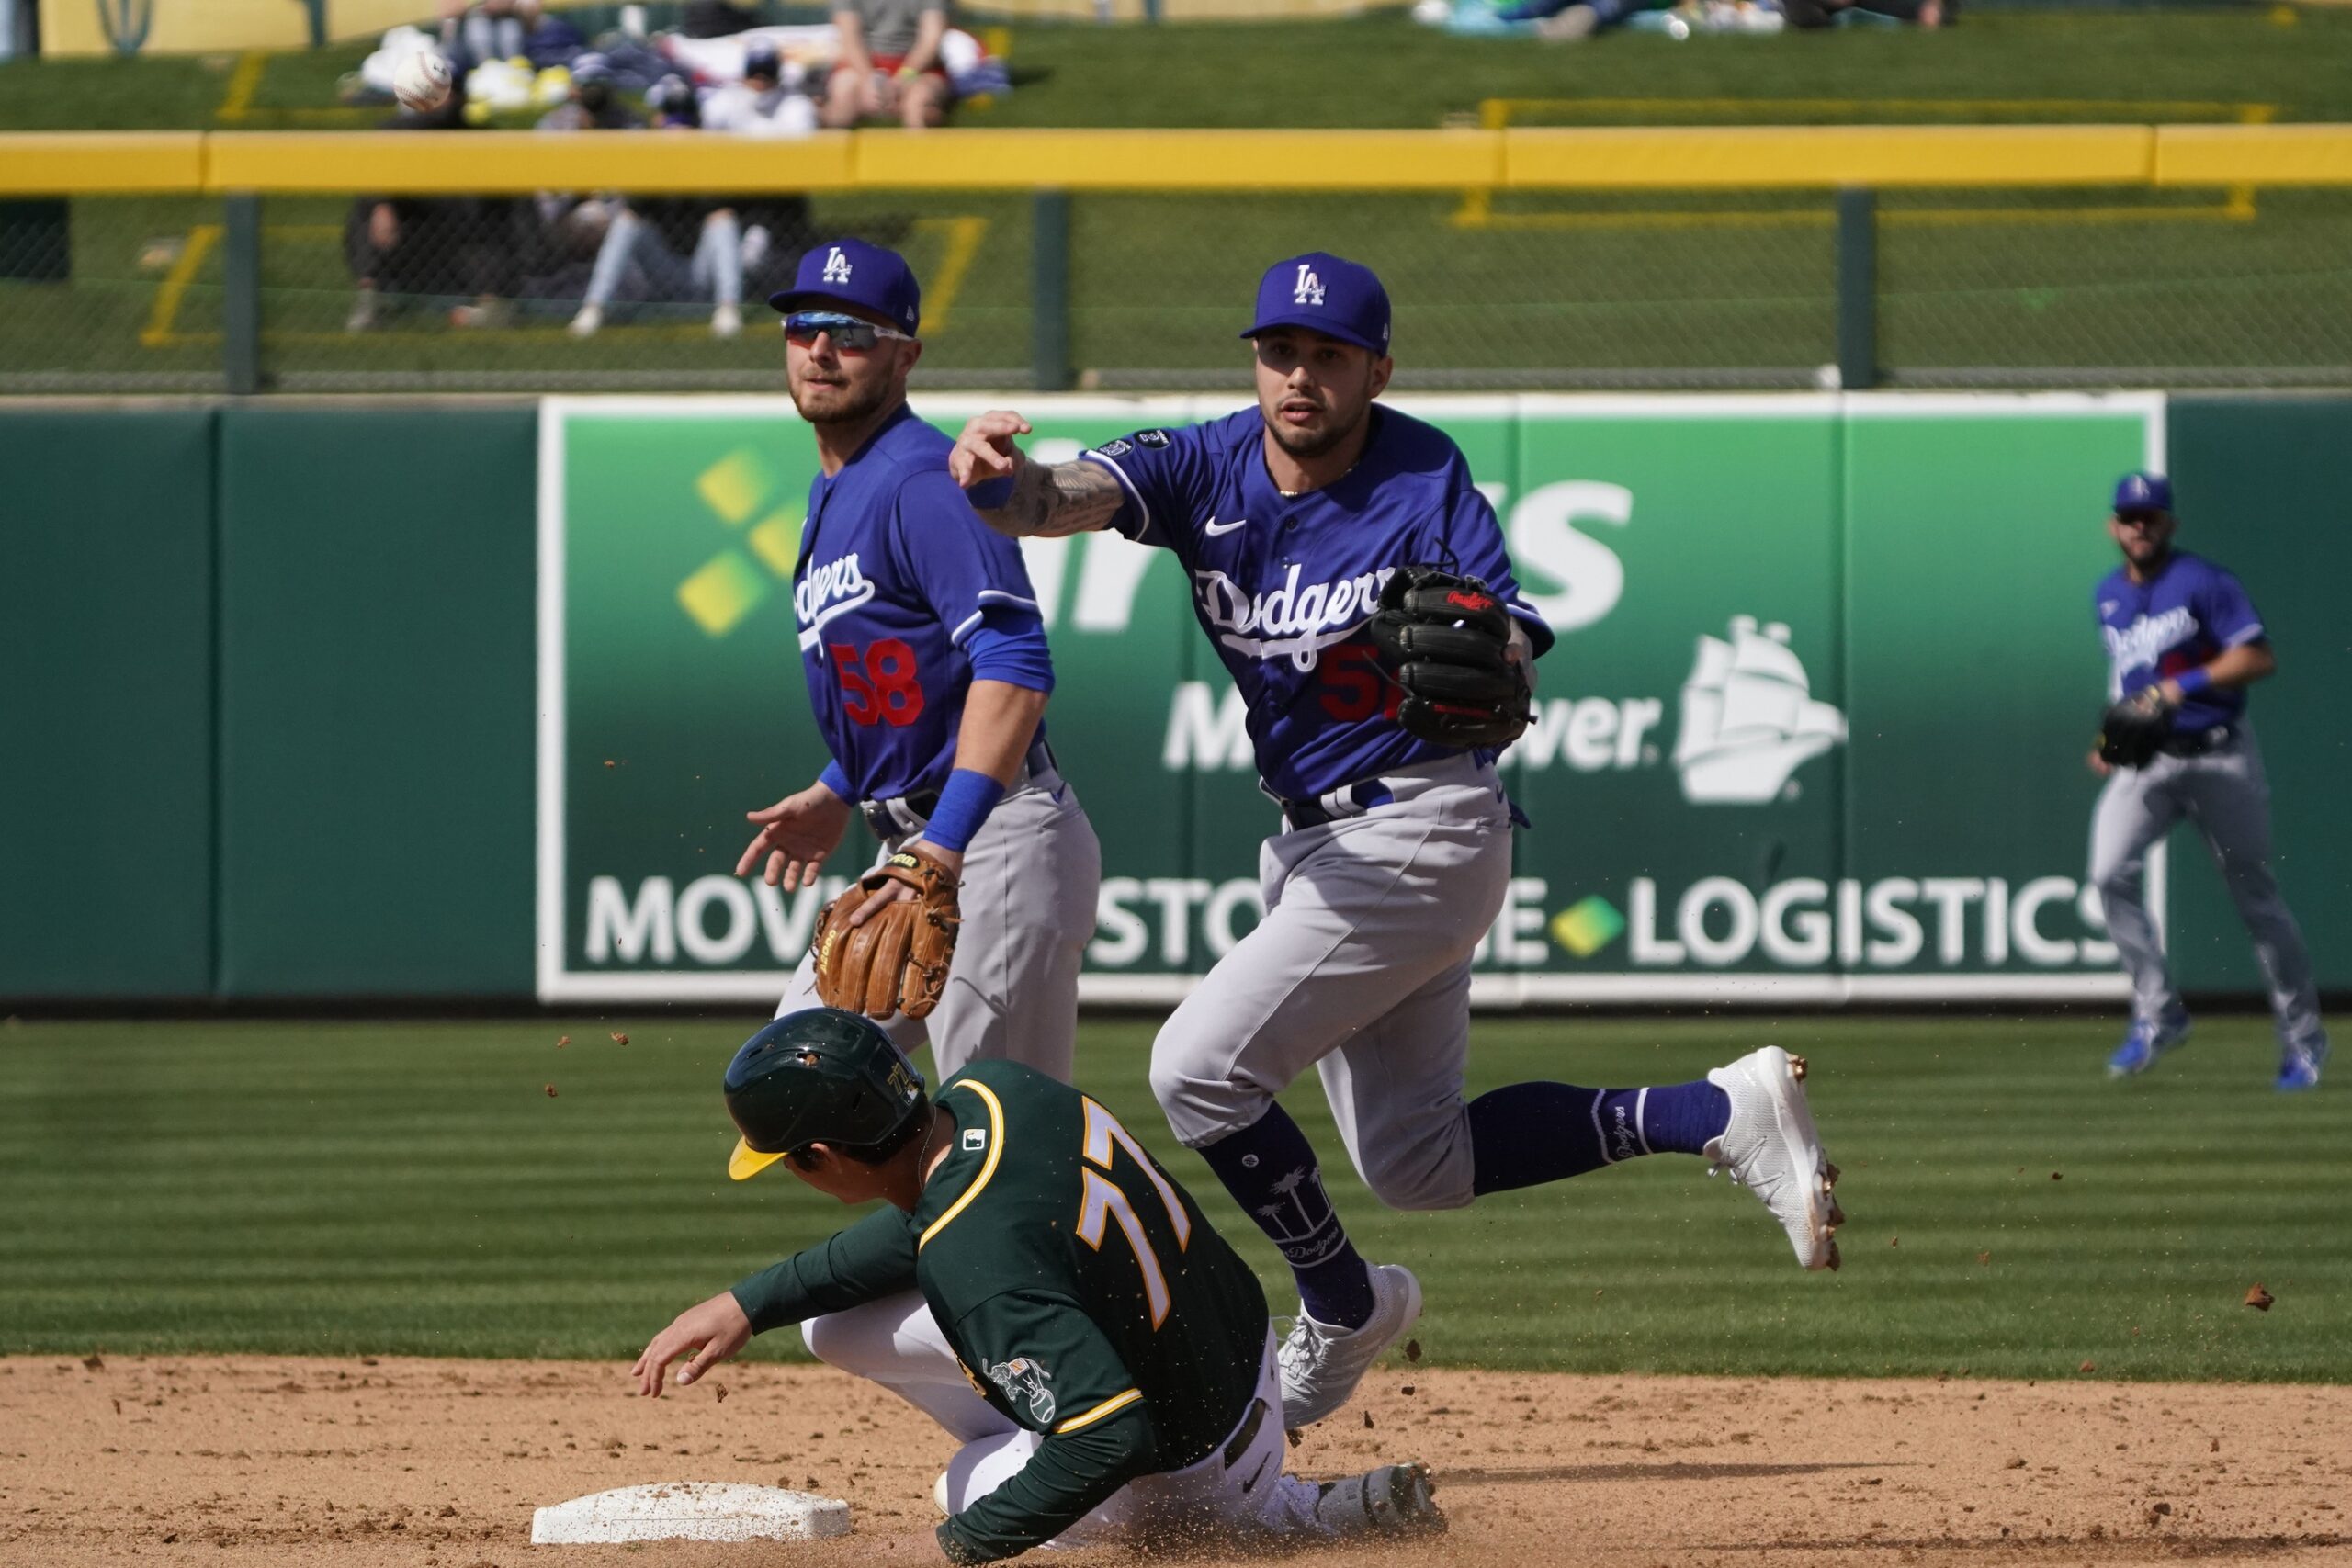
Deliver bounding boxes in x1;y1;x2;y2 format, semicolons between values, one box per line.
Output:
783;311;912;352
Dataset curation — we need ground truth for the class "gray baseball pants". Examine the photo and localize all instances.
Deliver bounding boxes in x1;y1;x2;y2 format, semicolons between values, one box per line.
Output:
1148;753;1514;1213
2088;723;2324;1048
774;773;1100;1084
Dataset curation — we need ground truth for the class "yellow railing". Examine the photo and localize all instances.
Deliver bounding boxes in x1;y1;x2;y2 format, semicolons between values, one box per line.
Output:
6;124;2352;197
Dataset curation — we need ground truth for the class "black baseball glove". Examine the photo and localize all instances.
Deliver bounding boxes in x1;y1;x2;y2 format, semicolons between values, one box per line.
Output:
1367;565;1532;749
2096;687;2172;770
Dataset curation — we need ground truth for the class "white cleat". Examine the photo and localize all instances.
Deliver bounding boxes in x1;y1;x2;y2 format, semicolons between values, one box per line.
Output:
1278;1263;1421;1430
1705;1046;1844;1272
932;1470;950;1516
568;303;604;338
712;301;742;339
1315;1461;1445;1538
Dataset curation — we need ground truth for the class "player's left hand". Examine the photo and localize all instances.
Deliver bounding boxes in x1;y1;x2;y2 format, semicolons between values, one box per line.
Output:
849;841;964;926
631;1291;752;1398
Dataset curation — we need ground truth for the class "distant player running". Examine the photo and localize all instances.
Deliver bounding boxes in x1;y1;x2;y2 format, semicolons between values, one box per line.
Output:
741;238;1099;1082
633;1010;1445;1562
949;253;1844;1431
2088;471;2328;1090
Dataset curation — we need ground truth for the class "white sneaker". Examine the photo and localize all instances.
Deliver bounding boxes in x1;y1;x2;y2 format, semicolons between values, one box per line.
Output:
1314;1461;1444;1538
568;304;603;337
1278;1262;1420;1429
712;302;741;339
1705;1046;1844;1271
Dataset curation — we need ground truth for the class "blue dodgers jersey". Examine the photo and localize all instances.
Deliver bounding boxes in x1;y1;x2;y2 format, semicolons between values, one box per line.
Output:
2096;549;2265;733
1081;406;1555;800
795;405;1045;801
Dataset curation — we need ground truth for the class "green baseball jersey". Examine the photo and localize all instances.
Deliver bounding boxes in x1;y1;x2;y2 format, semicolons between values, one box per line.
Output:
730;1060;1268;1562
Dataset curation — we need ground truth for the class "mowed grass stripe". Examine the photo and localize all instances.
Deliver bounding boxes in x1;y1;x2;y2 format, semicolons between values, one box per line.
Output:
1;1017;2343;1376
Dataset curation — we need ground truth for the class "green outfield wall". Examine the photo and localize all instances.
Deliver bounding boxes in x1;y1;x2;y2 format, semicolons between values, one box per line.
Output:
3;393;2346;1005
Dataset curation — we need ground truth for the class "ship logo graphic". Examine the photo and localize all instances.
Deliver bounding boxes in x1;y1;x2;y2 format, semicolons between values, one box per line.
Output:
1671;615;1846;804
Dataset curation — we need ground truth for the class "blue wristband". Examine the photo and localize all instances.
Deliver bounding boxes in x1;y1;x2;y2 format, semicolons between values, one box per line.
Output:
2173;666;2212;697
819;760;853;801
921;768;1007;854
966;474;1015;510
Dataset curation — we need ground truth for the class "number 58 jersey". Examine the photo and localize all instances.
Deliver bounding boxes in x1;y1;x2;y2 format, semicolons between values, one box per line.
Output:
793;405;1046;804
914;1060;1270;1472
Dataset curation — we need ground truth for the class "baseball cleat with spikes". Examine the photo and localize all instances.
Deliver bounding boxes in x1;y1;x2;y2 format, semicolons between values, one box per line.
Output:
1278;1262;1421;1430
1706;1046;1843;1271
1314;1461;1445;1538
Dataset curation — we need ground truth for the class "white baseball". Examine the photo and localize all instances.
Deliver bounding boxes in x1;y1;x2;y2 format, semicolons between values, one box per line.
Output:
392;50;454;113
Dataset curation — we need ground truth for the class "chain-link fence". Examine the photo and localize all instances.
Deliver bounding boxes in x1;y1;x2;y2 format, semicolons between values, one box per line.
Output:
8;173;2352;393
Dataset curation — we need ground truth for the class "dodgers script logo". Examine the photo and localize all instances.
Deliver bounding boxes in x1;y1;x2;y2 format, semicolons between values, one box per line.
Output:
795;553;875;649
2102;606;2199;677
1293;265;1325;306
820;247;854;285
1193;564;1396;670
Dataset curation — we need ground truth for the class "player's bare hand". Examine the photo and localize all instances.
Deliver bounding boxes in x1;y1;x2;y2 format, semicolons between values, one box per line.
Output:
949;411;1033;492
848;842;963;927
631;1291;752;1398
739;783;853;889
2086;749;2113;777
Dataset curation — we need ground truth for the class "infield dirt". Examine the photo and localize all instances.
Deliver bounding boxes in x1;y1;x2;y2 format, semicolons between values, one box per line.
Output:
5;1355;2346;1568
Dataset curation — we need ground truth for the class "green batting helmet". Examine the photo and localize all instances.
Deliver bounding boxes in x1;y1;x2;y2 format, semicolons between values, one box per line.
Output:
722;1009;927;1181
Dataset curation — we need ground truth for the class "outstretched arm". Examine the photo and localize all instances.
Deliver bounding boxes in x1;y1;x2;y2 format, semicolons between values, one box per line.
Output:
949;411;1128;539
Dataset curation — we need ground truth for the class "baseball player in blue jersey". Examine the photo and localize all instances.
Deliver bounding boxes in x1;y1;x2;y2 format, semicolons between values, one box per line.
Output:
739;239;1101;1084
948;253;1843;1431
2089;471;2328;1090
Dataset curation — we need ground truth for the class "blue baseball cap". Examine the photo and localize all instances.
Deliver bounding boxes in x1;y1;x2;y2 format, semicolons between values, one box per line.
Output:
1241;251;1391;356
768;239;921;334
2112;471;2173;513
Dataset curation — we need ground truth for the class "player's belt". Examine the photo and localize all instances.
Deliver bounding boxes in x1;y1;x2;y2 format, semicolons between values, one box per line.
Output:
859;739;1060;840
1272;752;1522;834
1219;1397;1268;1470
2158;722;2237;759
1273;778;1396;831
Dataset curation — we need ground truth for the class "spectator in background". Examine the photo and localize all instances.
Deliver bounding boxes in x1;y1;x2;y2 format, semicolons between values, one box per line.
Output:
703;40;820;138
821;0;953;130
570;75;747;341
538;55;645;132
440;0;541;63
1498;0;1948;35
345;87;533;332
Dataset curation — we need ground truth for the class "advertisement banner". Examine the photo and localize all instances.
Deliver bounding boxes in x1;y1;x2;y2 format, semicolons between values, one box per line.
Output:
537;392;2161;1004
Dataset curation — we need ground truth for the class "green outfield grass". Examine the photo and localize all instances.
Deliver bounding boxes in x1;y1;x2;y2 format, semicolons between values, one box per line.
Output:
2;1015;2344;1382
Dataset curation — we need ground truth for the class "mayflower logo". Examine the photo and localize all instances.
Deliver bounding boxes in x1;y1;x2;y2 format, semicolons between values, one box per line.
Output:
1671;615;1847;805
986;1358;1057;1425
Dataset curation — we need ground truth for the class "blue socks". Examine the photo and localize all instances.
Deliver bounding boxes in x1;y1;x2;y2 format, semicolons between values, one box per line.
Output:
1469;1079;1730;1196
1195;1105;1376;1330
1197;1078;1733;1322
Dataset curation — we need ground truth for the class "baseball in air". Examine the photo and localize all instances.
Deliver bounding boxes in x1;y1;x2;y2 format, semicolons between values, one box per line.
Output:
392;50;454;112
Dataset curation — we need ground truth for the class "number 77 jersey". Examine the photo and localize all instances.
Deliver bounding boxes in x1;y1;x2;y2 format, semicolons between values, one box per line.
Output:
912;1060;1272;1472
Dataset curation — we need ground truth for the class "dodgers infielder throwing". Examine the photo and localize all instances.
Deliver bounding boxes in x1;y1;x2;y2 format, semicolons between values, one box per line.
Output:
949;253;1843;1431
2091;471;2328;1090
741;238;1101;1082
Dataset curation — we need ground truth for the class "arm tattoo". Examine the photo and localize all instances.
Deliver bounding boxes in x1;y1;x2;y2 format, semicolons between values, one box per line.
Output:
978;458;1127;539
